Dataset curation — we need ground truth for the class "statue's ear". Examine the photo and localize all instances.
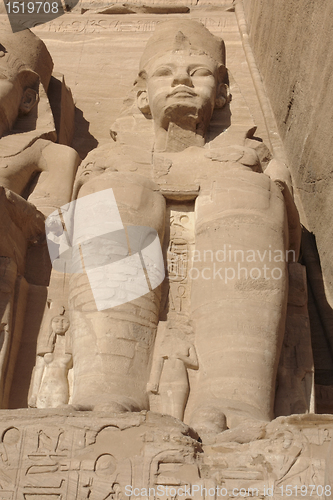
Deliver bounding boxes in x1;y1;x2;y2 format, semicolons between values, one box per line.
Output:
17;69;40;115
214;64;230;109
137;89;151;115
215;82;230;109
19;87;39;115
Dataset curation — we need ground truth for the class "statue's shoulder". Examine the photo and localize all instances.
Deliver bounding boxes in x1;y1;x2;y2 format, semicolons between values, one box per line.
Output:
206;132;272;173
0;138;79;167
37;140;81;175
74;140;154;195
81;142;118;167
74;143;119;189
205;143;263;173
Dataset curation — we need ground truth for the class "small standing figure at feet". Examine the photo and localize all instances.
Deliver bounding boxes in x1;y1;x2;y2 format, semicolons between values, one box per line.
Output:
29;310;72;408
147;322;198;421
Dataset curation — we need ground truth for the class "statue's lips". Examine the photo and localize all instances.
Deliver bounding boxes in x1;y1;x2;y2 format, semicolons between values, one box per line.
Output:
167;87;197;98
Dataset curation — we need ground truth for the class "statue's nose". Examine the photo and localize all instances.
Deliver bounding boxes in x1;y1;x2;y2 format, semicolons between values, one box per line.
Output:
172;71;193;87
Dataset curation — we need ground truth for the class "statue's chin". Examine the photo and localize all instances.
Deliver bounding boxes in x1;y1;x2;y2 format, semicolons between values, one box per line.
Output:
162;102;213;136
163;103;200;128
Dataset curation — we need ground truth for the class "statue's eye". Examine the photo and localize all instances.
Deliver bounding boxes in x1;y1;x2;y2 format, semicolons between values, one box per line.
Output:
191;68;213;77
152;67;173;77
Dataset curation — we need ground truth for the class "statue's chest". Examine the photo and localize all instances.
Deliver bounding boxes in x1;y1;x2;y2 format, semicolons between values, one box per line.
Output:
151;148;273;212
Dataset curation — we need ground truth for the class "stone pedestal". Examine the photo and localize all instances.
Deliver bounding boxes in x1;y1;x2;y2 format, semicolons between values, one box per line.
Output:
0;410;332;499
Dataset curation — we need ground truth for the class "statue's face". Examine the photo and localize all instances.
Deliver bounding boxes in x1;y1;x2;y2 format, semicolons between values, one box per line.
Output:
0;69;22;138
145;51;219;131
51;316;70;335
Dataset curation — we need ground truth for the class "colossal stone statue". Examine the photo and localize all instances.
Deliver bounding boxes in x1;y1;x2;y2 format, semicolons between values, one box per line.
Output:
0;25;80;407
0;25;80;219
68;19;300;432
0;14;331;499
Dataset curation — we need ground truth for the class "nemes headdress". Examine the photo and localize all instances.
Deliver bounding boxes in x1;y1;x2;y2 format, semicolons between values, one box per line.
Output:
0;26;53;90
139;19;226;73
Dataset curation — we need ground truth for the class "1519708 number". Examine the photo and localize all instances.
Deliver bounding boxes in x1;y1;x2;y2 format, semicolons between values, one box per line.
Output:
6;2;59;13
280;485;331;496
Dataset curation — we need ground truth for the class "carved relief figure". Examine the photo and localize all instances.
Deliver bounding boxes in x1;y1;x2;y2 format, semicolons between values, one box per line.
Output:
147;322;198;420
70;19;300;431
29;312;72;408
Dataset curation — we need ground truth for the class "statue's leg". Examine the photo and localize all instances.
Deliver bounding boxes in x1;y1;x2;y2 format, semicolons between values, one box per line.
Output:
0;258;17;407
69;172;165;411
188;171;289;431
159;374;189;420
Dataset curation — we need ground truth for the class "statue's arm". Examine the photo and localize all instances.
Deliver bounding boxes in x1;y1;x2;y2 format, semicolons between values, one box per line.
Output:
28;140;80;210
0;140;80;210
147;356;164;394
264;159;301;259
0;145;42;196
28;355;45;408
178;345;199;370
264;159;292;194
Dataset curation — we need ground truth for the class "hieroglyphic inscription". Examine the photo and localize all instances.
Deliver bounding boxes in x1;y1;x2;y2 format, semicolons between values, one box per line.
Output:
150;205;197;417
0;413;332;500
1;423;133;500
0;427;22;497
25;16;230;34
0;414;200;500
162;205;195;320
20;427;73;499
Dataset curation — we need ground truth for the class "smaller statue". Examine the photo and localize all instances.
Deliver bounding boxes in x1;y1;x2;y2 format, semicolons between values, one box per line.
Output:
28;310;72;409
147;321;198;421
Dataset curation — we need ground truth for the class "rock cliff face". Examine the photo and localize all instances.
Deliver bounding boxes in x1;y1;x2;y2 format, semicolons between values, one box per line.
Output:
242;0;333;397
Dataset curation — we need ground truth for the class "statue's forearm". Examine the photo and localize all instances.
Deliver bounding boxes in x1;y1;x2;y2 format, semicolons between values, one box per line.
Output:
28;356;44;407
147;356;164;390
264;159;301;258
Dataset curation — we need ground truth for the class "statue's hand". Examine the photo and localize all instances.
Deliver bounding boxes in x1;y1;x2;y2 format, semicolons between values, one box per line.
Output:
147;382;159;394
264;159;292;194
28;395;37;408
175;352;189;363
